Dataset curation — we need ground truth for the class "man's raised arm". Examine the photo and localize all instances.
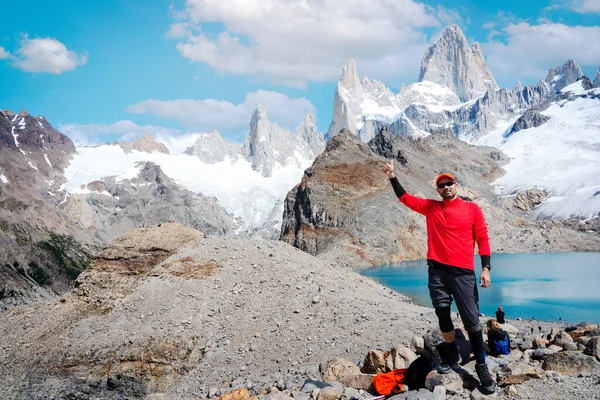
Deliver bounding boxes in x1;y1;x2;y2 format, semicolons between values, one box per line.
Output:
382;159;430;215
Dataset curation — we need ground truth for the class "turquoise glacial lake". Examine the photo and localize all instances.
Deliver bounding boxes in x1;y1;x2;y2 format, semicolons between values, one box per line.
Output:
360;253;600;324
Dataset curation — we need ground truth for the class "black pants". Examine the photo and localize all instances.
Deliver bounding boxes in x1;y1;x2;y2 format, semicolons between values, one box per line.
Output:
428;260;482;332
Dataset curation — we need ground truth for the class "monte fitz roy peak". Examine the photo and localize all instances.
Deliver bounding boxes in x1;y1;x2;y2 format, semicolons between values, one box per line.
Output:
418;24;498;102
328;24;585;143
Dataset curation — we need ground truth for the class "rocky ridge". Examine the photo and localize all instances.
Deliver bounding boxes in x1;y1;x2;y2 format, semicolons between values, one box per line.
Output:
59;161;236;243
242;106;325;177
1;223;599;399
544;59;583;93
119;134;170;154
594;67;600;88
418;25;498;102
326;60;459;143
281;129;600;268
184;130;242;163
0;111;236;309
0;109;98;309
328;33;585;144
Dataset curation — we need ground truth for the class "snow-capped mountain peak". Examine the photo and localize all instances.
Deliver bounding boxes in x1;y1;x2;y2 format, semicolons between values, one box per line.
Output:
184;129;242;164
418;24;498;102
544;59;583;93
243;105;325;177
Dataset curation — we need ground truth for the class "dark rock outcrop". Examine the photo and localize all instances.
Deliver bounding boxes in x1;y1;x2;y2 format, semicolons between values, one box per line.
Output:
507;109;551;137
281;128;600;267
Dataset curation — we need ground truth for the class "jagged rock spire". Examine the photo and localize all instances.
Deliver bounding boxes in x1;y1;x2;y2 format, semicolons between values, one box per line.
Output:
593;67;600;88
545;59;583;93
418;25;498;102
243;105;325;177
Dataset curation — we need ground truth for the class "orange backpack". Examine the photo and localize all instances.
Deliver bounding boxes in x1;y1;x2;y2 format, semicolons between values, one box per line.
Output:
372;369;408;395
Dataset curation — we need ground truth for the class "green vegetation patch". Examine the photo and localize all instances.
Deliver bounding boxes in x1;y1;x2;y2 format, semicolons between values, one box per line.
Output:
38;232;93;281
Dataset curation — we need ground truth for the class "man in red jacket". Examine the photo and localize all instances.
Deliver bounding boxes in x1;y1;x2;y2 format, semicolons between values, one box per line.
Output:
382;159;496;395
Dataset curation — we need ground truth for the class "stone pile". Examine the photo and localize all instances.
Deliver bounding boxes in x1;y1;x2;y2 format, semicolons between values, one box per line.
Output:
207;322;600;400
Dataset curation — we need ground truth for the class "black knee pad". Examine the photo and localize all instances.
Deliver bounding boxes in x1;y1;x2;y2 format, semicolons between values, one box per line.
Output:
435;306;454;333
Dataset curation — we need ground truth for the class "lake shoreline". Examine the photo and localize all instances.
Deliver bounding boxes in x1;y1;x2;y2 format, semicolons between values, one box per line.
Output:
359;252;600;325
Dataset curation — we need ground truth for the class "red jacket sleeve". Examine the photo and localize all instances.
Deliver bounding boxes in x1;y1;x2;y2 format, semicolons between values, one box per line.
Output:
473;204;491;256
399;193;434;216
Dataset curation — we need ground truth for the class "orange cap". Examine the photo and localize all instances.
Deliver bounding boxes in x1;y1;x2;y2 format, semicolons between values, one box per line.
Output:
498;306;503;311
435;173;456;185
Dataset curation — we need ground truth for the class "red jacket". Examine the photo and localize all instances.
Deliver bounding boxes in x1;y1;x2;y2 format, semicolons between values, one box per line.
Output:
399;193;491;270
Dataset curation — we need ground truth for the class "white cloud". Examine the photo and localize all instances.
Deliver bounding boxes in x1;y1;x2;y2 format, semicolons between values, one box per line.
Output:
169;0;459;86
549;0;600;13
126;90;316;131
13;36;87;74
483;23;600;84
59;121;182;148
0;46;10;59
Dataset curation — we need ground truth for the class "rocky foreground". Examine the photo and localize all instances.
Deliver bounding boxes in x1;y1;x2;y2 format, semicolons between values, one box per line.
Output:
1;224;599;399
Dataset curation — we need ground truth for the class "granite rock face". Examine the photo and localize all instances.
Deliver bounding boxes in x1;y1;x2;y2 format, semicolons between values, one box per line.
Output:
544;59;583;93
418;25;498;102
243;106;325;177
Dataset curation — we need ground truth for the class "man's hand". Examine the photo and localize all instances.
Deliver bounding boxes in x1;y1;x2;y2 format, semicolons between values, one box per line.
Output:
382;159;395;178
480;267;491;288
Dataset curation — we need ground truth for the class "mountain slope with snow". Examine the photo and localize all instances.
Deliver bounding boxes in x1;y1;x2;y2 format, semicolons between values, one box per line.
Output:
61;105;324;238
62;146;311;237
477;82;600;220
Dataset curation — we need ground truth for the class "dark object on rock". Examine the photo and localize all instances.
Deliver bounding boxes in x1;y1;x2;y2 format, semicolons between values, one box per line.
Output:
475;363;497;394
437;342;461;374
404;354;440;390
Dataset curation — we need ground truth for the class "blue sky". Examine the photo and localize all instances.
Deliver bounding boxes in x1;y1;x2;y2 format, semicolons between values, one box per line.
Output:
1;0;599;149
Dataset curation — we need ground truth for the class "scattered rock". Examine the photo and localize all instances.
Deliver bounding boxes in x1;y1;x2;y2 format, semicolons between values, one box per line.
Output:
497;361;544;386
361;350;387;374
316;385;343;400
320;359;361;382
584;336;600;360
542;351;600;374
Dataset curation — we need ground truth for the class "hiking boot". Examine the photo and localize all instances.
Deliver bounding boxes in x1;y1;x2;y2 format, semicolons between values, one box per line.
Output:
437;342;461;374
475;363;497;394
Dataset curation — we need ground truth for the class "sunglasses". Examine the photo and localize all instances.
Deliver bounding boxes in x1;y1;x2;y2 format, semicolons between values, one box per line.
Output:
436;181;455;189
